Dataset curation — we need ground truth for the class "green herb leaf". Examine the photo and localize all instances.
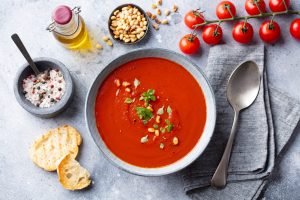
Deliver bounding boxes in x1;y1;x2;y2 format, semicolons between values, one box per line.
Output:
165;119;174;132
153;124;159;129
140;89;156;106
160;127;166;133
166;124;174;132
167;106;172;115
157;106;164;115
124;97;134;104
134;78;140;88
136;107;153;124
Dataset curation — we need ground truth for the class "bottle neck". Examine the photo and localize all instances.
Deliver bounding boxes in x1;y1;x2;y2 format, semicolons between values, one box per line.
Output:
54;13;81;36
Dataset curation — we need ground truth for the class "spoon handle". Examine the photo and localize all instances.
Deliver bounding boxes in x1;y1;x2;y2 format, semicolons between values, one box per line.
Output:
11;33;40;75
211;110;240;188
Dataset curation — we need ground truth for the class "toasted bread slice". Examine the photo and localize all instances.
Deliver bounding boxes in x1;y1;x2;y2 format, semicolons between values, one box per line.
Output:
29;125;82;171
57;154;91;190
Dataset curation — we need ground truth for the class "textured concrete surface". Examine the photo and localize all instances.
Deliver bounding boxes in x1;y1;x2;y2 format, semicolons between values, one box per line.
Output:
0;0;299;199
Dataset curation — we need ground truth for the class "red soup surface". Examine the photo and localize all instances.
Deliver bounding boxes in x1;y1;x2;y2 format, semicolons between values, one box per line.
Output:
95;57;206;168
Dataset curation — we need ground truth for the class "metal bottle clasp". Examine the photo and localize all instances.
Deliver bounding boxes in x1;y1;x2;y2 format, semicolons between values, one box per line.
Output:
46;6;81;36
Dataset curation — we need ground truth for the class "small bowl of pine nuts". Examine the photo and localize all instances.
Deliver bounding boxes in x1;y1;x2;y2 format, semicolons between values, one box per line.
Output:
108;4;149;44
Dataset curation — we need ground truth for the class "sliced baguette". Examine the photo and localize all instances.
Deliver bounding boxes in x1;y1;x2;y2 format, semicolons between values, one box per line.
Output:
57;154;91;190
29;125;82;171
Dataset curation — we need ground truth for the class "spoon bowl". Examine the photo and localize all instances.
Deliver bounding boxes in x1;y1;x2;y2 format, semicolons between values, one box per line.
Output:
227;61;261;111
211;60;261;188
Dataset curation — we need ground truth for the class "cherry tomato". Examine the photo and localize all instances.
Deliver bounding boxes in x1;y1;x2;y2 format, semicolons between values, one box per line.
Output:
290;19;300;40
216;1;236;19
202;24;223;45
245;0;267;15
179;34;200;54
269;0;290;12
184;10;205;29
259;20;281;43
232;22;254;44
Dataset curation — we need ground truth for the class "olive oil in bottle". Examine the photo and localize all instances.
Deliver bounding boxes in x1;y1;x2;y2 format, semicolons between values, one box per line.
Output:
47;5;90;49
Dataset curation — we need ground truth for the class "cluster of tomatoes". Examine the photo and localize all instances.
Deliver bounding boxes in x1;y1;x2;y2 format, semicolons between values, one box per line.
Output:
179;0;300;54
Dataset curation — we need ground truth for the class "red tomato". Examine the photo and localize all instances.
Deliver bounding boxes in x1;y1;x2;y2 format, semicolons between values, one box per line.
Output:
259;20;281;43
184;10;205;29
216;1;236;19
269;0;290;12
179;34;200;54
245;0;267;15
232;22;254;44
202;24;223;45
290;19;300;40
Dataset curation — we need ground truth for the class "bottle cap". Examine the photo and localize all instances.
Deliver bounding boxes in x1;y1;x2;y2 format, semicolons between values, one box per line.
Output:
52;5;72;25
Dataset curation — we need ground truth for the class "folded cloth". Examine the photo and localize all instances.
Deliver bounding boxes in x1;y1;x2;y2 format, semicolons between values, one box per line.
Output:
182;45;300;200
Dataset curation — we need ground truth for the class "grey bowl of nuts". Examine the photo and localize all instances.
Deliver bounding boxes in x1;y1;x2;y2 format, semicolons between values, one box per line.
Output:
14;57;74;118
108;4;149;44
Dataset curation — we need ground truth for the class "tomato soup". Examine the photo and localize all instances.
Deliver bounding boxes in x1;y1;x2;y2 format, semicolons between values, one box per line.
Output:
95;58;206;168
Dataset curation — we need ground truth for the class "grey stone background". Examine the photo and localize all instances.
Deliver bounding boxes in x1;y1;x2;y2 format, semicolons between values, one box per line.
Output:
0;0;299;199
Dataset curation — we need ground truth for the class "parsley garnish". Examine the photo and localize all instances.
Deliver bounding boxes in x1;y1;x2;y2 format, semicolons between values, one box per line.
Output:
160;127;166;133
157;106;164;115
139;89;156;106
135;107;153;124
165;119;174;132
124;97;134;104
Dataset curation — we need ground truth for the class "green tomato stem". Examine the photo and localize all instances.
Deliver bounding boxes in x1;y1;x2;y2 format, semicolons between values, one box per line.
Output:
193;10;300;28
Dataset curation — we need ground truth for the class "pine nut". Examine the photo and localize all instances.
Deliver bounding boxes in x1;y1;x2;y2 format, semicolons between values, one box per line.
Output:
155;115;161;123
148;128;155;133
122;81;131;87
172;5;178;12
161;19;168;24
96;43;103;50
102;36;109;42
106;40;113;46
156;8;161;15
164;9;170;16
172;137;179;145
152;23;159;30
114;79;121;87
155;130;160;136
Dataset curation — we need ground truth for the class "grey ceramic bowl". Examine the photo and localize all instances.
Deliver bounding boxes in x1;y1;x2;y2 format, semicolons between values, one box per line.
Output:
14;57;74;118
86;48;216;176
108;3;150;45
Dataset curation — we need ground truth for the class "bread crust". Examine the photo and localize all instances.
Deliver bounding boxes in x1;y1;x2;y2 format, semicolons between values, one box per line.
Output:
29;125;82;171
57;154;91;190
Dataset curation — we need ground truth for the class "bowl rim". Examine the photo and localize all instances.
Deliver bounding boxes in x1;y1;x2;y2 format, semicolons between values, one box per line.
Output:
13;57;74;118
107;3;150;45
85;48;216;176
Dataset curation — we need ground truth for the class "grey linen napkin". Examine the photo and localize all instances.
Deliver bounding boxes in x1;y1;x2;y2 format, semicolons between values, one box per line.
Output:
182;45;300;200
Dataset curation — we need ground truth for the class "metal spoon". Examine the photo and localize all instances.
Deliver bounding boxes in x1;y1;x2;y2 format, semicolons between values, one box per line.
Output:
11;33;40;75
211;60;261;188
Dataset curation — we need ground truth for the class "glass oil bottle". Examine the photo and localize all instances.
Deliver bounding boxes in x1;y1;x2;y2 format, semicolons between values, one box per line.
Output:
47;6;90;49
